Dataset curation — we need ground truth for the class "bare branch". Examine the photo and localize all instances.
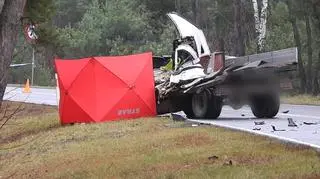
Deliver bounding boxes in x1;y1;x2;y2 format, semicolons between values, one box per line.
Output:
0;102;9;122
12;44;29;59
3;93;18;101
4;87;19;96
0;103;25;129
0;95;29;130
3;171;18;179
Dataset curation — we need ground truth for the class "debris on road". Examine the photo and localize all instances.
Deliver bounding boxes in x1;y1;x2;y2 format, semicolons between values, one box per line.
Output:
303;122;319;125
241;114;246;117
272;125;286;132
199;123;212;126
170;113;187;121
288;118;298;127
253;128;261;131
282;110;290;114
254;121;265;126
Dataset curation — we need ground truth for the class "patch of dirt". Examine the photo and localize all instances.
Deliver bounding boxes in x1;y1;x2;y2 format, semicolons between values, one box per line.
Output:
201;153;276;167
283;143;312;152
231;154;275;166
8;158;81;179
145;124;167;132
58;135;91;145
174;133;213;147
49;130;133;147
0;101;57;119
138;162;198;178
149;163;189;172
104;130;131;139
0;124;60;144
304;174;320;179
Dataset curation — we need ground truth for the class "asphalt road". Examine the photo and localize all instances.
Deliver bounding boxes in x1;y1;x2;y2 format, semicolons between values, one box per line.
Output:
4;86;58;106
4;86;320;149
190;105;320;149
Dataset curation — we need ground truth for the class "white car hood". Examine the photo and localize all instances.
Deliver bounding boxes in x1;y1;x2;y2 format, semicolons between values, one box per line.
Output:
167;12;211;58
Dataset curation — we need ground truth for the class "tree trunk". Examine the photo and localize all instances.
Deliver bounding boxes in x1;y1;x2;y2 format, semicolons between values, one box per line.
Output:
0;0;27;105
313;52;320;95
0;0;4;14
175;0;181;14
252;0;269;53
192;0;200;27
312;4;320;95
233;0;245;56
287;0;306;93
305;14;313;93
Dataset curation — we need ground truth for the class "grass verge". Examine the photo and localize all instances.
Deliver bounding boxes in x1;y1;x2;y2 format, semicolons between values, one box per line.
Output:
0;102;320;179
281;94;320;106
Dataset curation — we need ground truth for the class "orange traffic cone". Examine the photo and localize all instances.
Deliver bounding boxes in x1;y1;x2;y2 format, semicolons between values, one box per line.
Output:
23;79;31;93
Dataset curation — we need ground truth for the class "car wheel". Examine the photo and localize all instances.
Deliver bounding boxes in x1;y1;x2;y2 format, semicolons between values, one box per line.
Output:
183;95;195;119
192;90;209;119
251;93;279;118
206;96;223;119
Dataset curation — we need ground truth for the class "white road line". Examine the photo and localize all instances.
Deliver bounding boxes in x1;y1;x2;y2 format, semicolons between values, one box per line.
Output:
190;119;320;150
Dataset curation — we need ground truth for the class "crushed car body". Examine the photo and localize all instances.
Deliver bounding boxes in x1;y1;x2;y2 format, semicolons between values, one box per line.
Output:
153;12;298;119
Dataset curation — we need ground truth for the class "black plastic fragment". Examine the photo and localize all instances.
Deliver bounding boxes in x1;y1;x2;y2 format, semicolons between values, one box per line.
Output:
271;125;286;132
288;118;298;127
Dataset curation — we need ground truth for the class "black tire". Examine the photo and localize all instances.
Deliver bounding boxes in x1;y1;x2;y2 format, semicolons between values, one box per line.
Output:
191;90;222;119
251;93;280;118
182;95;195;119
192;91;209;118
206;96;223;119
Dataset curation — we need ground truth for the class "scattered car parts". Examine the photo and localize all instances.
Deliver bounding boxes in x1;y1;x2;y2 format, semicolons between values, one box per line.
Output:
288;118;298;127
303;122;319;125
271;125;286;132
282;110;290;114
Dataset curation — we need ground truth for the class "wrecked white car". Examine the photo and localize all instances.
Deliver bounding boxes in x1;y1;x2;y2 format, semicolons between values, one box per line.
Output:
153;12;298;119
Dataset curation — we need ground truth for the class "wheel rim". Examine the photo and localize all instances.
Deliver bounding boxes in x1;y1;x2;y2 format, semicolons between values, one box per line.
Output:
192;91;208;118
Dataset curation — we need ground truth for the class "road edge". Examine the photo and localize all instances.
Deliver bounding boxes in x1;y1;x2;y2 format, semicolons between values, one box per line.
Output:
189;119;320;151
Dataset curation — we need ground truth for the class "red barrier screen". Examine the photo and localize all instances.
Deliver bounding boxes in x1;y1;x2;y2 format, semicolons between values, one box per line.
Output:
55;52;156;124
